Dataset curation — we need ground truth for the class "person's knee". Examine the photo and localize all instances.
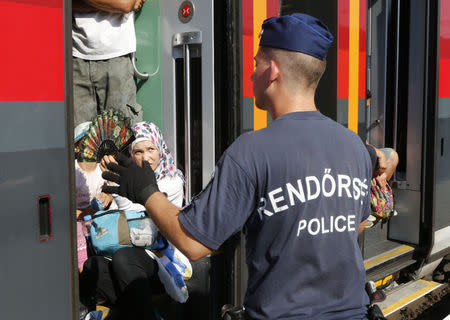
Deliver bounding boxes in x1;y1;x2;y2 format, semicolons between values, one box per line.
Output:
112;247;157;280
111;248;134;274
82;256;107;275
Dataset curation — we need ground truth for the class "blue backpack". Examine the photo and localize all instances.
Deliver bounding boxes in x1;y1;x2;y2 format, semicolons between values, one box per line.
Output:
89;210;165;258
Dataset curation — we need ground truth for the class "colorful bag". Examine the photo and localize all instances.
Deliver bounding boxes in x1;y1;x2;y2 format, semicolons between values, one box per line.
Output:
366;182;396;228
89;210;163;258
147;240;192;303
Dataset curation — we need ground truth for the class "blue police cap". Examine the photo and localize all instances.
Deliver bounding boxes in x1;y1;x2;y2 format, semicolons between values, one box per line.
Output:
259;13;333;60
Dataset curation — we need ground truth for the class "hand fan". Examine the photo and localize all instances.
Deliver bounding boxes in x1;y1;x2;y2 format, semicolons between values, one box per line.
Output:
78;109;134;162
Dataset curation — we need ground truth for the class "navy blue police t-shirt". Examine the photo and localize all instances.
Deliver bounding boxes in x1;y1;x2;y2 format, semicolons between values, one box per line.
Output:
179;111;371;320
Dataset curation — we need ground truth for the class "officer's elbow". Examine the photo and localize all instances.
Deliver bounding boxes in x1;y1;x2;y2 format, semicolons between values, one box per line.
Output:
179;243;212;261
185;252;203;261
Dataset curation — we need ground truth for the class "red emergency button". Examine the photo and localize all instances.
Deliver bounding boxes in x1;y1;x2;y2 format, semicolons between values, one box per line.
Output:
178;1;194;23
182;5;191;17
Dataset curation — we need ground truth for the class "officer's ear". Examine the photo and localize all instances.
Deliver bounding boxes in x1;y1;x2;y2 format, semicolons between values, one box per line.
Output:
268;59;281;85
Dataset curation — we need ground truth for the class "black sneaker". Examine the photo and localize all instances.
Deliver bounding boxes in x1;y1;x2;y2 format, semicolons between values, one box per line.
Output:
79;302;89;320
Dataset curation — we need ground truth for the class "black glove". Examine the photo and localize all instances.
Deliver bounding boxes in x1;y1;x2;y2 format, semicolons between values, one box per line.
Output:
102;153;159;205
367;304;388;320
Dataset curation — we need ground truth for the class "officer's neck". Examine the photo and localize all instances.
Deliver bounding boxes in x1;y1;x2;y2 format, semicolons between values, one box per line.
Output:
269;90;317;120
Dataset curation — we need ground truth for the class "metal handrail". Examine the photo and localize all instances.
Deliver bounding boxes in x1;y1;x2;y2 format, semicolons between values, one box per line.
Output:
131;52;150;80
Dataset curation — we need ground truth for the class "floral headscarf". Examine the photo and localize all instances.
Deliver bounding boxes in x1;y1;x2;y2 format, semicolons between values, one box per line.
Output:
131;122;184;183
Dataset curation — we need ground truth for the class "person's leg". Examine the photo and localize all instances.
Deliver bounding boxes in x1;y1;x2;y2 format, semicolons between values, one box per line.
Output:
95;55;143;124
77;221;88;272
79;256;118;309
106;247;162;320
73;57;99;126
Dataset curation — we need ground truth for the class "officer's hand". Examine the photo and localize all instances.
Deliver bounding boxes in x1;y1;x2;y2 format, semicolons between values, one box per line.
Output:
101;154;159;205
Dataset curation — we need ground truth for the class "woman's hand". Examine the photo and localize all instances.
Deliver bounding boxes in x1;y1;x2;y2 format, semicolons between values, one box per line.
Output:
100;155;118;172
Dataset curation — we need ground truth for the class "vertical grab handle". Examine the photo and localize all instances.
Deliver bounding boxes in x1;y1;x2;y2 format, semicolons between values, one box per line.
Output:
183;44;192;201
173;31;202;202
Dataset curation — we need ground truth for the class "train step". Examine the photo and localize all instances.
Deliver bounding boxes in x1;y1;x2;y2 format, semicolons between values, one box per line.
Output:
364;245;416;282
378;279;449;319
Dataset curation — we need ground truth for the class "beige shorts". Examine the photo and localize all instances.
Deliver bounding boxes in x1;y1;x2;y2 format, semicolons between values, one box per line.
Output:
73;55;143;126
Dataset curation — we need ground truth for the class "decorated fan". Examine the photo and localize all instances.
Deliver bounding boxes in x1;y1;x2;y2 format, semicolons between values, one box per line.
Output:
78;109;134;162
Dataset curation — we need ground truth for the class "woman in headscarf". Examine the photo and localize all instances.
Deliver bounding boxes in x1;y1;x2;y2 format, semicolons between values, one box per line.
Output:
80;122;190;320
109;121;185;210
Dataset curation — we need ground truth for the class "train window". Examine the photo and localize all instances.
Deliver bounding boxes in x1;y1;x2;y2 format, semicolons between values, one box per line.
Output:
384;0;410;181
175;57;203;199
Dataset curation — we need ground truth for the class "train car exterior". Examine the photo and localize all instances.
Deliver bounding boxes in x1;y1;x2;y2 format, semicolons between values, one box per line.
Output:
0;0;448;319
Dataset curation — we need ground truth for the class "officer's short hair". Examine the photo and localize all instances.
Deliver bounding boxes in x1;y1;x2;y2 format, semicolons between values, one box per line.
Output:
260;46;326;91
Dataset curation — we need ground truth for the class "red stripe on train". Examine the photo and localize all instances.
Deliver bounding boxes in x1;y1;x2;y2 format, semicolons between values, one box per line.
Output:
0;1;64;101
359;0;366;99
6;0;61;8
338;0;349;99
338;0;366;99
439;0;450;98
242;0;254;98
266;0;279;18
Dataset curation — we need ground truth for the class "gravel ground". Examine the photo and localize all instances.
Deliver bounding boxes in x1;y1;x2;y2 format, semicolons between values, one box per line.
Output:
415;293;450;320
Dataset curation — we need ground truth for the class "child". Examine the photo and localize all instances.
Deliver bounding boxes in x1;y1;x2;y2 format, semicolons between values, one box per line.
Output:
74;122;114;271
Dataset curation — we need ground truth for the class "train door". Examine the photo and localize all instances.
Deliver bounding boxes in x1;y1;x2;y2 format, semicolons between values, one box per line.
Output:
161;2;224;317
0;1;76;319
364;0;449;288
365;0;442;277
364;2;450;316
363;0;419;278
136;0;215;209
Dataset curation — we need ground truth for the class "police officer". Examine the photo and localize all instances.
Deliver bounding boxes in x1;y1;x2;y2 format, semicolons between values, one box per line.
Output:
103;13;372;320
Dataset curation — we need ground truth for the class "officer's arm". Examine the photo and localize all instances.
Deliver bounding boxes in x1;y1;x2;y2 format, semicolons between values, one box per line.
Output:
72;0;97;12
144;192;213;261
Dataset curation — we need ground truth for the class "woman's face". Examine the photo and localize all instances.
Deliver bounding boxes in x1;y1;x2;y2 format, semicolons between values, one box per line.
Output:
131;140;160;171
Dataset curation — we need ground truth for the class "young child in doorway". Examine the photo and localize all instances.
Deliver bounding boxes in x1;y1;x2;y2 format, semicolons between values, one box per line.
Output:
74;122;114;271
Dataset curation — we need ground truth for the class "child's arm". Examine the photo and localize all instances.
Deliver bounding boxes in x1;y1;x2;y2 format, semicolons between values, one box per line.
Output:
97;192;113;209
113;194;145;211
